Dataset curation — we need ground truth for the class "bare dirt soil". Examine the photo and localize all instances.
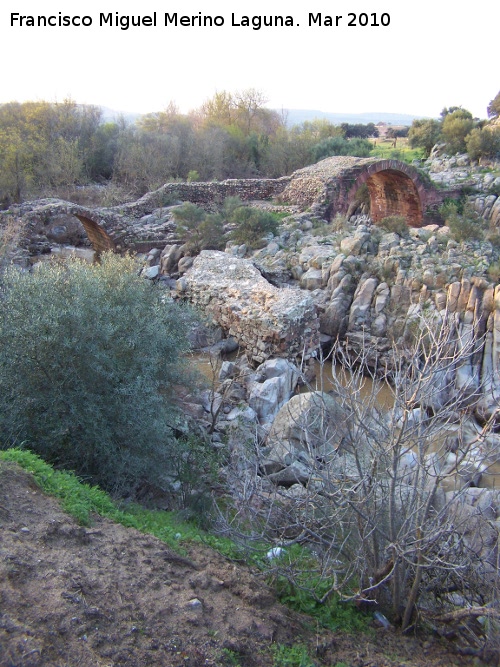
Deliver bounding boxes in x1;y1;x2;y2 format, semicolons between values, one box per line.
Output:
0;462;471;667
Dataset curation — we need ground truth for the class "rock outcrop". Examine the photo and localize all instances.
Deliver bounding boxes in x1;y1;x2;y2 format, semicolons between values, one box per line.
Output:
178;251;319;364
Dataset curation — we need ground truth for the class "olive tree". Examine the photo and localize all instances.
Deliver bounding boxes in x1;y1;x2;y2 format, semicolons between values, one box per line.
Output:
0;253;196;495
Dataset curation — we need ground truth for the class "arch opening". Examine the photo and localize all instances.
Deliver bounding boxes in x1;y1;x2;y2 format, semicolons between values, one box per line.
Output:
75;215;116;253
365;169;423;227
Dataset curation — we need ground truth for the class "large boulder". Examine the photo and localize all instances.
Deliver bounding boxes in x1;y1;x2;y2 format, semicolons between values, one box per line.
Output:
261;391;349;475
248;359;300;423
180;251;319;364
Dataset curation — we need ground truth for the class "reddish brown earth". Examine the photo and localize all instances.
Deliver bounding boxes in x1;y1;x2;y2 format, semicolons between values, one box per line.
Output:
0;462;471;667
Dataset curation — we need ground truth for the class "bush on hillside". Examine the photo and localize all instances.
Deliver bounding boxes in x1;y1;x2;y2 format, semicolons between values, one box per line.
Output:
441;109;474;155
228;206;279;248
439;200;485;242
465;126;500;162
0;253;196;495
375;214;409;236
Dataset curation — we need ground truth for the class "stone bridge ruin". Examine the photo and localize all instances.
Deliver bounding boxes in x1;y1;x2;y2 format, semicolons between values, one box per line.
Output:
4;156;456;255
278;156;455;227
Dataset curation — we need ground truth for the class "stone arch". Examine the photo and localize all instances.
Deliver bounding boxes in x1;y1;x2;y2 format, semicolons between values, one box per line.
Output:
365;169;423;226
74;214;116;253
344;160;427;227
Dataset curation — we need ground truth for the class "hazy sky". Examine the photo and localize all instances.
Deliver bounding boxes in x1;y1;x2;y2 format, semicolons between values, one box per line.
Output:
2;0;498;119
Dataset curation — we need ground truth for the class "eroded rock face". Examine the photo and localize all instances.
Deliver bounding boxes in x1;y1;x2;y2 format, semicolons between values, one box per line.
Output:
248;359;300;423
179;251;319;364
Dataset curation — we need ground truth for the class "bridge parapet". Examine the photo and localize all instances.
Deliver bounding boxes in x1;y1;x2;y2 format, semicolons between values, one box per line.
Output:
3;158;461;255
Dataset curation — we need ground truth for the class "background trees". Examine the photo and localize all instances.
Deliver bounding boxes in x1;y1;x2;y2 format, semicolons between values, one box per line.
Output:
440;108;475;155
1;88;499;204
407;103;500;162
0;100;102;202
408;119;442;156
487;90;500;119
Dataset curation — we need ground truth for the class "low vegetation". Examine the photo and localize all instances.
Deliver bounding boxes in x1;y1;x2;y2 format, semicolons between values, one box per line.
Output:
439;199;486;242
0;448;238;557
409;98;500;161
174;198;281;251
375;214;409;236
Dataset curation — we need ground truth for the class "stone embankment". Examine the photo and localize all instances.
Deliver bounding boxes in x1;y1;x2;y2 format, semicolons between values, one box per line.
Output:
246;214;500;419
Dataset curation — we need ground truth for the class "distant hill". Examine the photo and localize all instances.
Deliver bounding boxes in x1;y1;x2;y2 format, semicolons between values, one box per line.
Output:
281;109;430;127
97;106;430;128
99;106;142;124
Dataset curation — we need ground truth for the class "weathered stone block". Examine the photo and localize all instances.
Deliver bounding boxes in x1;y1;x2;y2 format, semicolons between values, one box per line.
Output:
181;251;319;364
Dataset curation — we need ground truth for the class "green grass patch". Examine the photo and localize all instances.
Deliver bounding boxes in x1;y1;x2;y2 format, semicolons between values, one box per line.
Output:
0;448;122;526
1;448;369;638
277;577;369;633
0;448;240;559
272;545;370;634
370;141;424;163
271;643;316;667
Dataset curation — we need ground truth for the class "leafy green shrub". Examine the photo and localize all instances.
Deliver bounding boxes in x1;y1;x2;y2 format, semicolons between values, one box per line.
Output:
408;118;441;157
276;575;368;634
229;206;279;248
172;201;206;227
272;545;369;634
376;215;408;236
221;196;244;218
466;127;500;162
0;253;196;495
220;648;243;666
173;203;226;253
439;200;485;242
439;198;463;218
186;170;200;182
441;108;474;154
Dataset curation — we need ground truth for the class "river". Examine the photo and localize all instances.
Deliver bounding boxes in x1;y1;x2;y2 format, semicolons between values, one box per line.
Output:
189;352;500;489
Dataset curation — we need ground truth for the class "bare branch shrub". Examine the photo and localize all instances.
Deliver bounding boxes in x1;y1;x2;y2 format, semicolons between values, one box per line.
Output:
216;313;500;655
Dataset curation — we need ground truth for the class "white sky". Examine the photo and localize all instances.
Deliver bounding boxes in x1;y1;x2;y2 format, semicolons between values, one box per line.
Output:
2;0;498;120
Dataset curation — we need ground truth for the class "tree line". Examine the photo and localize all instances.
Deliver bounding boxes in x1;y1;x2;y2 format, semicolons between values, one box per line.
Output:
408;91;500;159
0;91;379;204
1;88;499;206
